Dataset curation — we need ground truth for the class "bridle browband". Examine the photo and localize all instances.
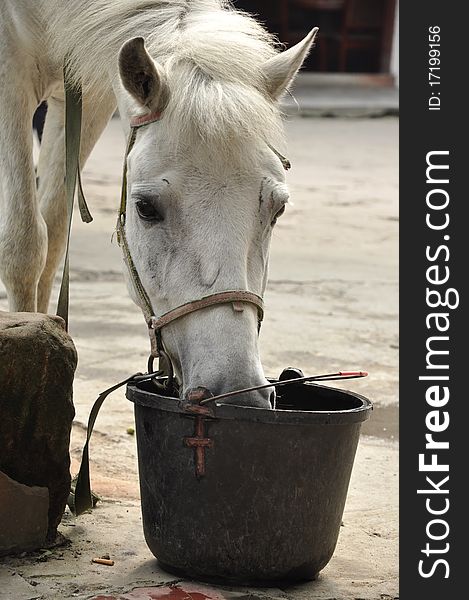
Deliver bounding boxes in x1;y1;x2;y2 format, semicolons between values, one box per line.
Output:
116;110;284;363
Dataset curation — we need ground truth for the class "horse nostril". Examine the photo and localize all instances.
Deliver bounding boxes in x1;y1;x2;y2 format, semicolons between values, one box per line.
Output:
185;386;214;404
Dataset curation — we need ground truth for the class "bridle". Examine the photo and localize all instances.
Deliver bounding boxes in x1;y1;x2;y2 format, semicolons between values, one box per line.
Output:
115;110;282;374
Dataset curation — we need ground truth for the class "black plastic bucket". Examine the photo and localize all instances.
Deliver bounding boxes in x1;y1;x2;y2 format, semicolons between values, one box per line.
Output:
126;379;372;585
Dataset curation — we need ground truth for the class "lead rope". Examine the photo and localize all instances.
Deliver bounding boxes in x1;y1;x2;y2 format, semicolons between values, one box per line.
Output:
73;370;170;515
57;79;163;514
57;73;93;328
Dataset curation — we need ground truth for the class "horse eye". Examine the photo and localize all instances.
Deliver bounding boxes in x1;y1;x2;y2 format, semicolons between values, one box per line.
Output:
136;199;163;222
271;204;286;226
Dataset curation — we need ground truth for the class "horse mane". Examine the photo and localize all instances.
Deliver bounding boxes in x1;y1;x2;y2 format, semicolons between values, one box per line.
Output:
48;0;285;152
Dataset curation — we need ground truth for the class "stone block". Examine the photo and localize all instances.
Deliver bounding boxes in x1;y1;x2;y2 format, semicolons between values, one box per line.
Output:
0;312;77;548
0;470;49;556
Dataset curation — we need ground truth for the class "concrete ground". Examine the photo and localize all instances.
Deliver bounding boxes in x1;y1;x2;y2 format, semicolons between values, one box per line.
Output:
0;115;398;600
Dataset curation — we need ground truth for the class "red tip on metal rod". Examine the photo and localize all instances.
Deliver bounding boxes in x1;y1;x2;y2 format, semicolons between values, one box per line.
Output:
339;371;368;378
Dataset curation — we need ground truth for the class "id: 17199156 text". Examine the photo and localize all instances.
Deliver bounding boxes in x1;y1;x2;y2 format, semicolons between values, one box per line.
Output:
428;26;441;111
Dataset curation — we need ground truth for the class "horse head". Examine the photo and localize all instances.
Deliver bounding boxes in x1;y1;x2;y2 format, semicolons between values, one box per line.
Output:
116;26;318;408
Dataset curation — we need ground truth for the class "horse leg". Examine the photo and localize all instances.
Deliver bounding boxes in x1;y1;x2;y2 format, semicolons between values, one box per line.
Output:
36;93;116;313
0;85;47;312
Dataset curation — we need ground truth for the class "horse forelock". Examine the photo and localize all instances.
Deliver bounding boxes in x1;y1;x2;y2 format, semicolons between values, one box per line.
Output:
48;0;285;155
159;65;283;159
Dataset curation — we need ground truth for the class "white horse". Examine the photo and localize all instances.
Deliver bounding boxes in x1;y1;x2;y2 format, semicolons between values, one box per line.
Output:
0;0;317;407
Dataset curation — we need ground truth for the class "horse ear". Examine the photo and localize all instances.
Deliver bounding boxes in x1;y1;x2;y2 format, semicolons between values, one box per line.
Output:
263;28;319;100
118;37;170;112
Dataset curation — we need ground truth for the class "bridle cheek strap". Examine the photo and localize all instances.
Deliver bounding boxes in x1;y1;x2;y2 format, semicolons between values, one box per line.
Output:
117;111;266;361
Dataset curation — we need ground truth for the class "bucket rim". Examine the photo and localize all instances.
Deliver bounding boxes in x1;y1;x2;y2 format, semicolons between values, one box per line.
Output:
126;380;372;426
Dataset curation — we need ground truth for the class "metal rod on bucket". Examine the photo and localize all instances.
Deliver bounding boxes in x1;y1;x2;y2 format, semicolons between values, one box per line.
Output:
200;371;368;405
134;372;169;383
